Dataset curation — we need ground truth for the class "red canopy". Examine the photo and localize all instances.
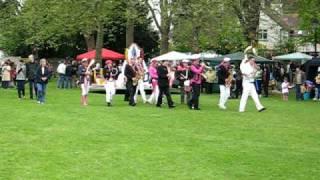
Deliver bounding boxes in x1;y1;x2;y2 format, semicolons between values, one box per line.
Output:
76;48;124;61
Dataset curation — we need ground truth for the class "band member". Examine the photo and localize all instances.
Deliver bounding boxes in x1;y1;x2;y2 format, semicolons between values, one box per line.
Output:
188;59;205;110
79;59;91;106
176;60;191;104
134;58;147;103
217;57;231;110
93;63;104;85
104;60;119;106
239;46;266;112
147;59;159;104
125;59;137;106
156;60;175;108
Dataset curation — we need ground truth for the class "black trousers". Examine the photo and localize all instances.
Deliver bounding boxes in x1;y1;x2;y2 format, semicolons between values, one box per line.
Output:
263;81;269;97
157;86;173;107
180;86;191;104
17;80;25;98
235;80;242;99
1;81;9;89
126;81;137;105
190;84;201;109
28;79;37;99
206;83;213;94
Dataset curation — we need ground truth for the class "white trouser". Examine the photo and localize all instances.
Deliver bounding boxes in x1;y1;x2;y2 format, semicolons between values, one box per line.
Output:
147;85;159;104
81;83;89;96
239;81;264;112
219;85;230;107
105;81;116;103
134;79;147;103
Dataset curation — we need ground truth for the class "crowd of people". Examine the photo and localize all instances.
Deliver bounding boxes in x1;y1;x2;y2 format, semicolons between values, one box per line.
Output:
1;46;320;112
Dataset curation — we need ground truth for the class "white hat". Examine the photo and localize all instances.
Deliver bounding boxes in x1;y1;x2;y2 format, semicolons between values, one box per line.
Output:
223;57;231;62
182;59;189;63
81;58;88;63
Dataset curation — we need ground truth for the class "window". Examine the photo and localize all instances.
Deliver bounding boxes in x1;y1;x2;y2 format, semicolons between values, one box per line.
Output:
258;29;268;41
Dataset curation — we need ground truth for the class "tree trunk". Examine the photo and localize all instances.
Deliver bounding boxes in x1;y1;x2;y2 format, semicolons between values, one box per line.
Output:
126;18;134;48
233;0;261;46
159;0;170;54
95;21;104;63
192;25;200;53
160;32;169;54
84;33;96;51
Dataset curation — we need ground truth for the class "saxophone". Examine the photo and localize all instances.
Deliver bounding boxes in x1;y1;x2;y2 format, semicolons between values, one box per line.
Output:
132;64;142;86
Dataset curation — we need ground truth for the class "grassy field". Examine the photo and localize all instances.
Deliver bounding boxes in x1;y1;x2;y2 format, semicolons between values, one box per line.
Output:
0;83;319;179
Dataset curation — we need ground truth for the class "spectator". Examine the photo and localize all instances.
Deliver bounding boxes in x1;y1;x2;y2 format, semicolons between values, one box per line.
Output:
35;59;51;104
205;67;216;94
65;61;73;88
262;65;270;97
293;67;306;101
16;60;27;99
56;60;66;88
314;73;320;101
281;77;290;101
255;65;263;97
26;54;39;99
1;61;11;89
234;69;242;99
71;60;79;88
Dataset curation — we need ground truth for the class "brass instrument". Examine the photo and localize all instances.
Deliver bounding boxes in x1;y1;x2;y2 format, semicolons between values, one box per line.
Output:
132;63;143;86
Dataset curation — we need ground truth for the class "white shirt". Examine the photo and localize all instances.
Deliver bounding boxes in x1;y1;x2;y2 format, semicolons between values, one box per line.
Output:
42;67;45;75
57;63;66;74
240;59;255;83
281;82;289;93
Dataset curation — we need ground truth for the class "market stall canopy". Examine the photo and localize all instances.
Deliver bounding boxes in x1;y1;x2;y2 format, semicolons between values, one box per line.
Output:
152;51;192;61
76;48;124;61
273;52;313;61
210;52;272;63
191;52;218;60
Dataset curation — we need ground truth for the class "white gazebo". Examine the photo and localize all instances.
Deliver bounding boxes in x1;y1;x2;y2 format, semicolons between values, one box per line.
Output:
152;51;192;61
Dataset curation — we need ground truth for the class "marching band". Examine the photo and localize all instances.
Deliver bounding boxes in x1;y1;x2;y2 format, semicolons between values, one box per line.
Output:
74;44;266;112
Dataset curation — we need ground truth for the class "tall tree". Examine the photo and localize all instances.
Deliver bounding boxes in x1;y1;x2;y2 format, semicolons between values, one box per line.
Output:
145;0;176;54
231;0;262;45
298;0;320;48
172;0;246;54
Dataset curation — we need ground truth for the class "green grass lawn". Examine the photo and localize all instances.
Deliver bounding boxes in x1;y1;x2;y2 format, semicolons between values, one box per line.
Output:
0;83;319;179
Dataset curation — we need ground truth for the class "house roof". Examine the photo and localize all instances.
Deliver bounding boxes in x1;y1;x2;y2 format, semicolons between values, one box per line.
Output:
261;8;299;32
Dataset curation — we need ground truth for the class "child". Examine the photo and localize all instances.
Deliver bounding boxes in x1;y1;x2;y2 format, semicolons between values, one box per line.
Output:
281;77;290;101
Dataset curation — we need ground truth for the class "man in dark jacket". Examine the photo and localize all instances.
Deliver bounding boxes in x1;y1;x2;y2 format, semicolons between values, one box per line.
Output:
262;65;270;97
217;57;231;110
125;60;137;106
156;61;175;108
26;54;39;99
65;61;73;89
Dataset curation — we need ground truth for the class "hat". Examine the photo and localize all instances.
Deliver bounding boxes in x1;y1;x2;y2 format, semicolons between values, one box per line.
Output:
182;59;189;63
151;59;157;63
223;57;231;62
106;60;112;64
81;58;88;63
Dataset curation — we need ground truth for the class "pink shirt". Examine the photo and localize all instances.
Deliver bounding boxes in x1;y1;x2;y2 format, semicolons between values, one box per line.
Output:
190;65;204;85
149;66;158;79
